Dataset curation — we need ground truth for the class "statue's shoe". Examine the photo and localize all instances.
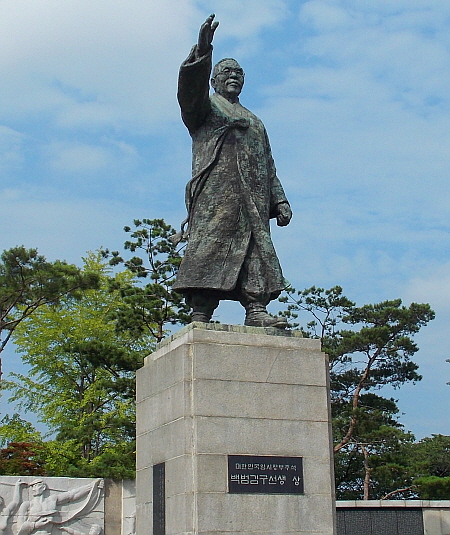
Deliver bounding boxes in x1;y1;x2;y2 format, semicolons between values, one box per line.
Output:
244;312;287;329
191;312;211;323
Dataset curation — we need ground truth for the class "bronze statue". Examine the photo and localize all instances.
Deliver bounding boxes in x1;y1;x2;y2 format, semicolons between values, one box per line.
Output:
173;14;292;328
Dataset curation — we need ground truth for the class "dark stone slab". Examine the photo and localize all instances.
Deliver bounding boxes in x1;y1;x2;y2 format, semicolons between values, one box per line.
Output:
153;463;165;535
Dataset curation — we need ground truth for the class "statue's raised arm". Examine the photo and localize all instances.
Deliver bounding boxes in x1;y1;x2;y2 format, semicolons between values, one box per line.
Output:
177;15;217;134
196;14;219;58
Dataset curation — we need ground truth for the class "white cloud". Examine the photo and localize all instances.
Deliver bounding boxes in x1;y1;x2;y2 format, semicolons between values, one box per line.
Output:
197;0;288;37
49;143;111;173
299;1;354;32
256;1;450;249
0;190;135;262
0;125;25;172
405;263;450;313
296;1;450;107
0;0;199;130
0;0;291;132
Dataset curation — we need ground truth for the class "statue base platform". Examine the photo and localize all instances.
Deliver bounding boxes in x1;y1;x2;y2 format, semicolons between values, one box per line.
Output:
136;323;336;535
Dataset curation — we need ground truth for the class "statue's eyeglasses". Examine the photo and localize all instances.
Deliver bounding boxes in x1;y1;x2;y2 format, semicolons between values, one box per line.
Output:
217;67;245;77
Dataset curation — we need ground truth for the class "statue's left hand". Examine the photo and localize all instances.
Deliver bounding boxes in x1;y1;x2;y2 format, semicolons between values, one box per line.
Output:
276;203;292;226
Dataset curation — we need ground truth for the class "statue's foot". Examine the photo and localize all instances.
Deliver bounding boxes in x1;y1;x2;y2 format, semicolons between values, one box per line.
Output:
244;312;287;329
191;312;211;323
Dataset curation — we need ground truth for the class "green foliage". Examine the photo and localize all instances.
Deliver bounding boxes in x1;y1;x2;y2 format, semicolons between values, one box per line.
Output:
3;223;189;477
0;246;99;355
411;434;450;477
279;285;435;499
4;252;153;477
105;219;190;342
336;299;433;389
37;439;136;479
406;434;450;498
414;476;450;499
334;397;416;499
0;415;49;476
278;285;355;340
0;414;43;448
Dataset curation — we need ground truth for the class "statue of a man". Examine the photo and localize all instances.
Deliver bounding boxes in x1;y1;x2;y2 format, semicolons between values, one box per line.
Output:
16;479;103;535
173;14;292;328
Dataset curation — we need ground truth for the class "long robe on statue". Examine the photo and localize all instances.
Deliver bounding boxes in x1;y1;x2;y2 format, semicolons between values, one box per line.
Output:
173;45;289;302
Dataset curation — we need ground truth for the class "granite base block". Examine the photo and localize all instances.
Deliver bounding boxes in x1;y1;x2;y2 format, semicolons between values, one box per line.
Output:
136;323;336;535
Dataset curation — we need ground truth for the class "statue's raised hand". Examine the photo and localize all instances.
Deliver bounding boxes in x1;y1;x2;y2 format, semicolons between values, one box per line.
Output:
197;14;219;57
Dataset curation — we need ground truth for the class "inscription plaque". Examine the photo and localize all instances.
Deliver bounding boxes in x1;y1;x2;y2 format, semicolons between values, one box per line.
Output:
153;462;165;535
228;455;304;494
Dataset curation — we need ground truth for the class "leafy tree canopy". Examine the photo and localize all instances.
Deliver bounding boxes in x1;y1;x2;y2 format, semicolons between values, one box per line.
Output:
3;252;153;478
0;442;46;476
0;246;99;359
104;219;190;342
279;285;435;499
0;413;43;448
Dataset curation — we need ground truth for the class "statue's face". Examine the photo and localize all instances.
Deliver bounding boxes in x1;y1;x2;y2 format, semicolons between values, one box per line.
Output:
211;59;244;100
31;481;47;496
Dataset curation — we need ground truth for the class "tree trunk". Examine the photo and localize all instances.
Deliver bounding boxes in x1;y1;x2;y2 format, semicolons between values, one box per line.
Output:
360;443;372;500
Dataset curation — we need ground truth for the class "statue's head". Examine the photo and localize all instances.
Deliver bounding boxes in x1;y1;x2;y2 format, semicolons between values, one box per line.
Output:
29;479;47;496
0;495;5;509
211;58;244;101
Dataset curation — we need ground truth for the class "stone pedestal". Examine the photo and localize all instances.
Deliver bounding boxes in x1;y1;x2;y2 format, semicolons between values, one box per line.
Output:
136;323;336;535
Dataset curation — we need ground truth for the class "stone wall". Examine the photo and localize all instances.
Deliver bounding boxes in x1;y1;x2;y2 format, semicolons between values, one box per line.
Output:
0;477;135;535
2;477;450;535
337;500;450;535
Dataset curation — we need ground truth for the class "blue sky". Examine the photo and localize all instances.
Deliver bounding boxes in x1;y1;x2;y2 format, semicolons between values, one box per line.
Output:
1;0;450;439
